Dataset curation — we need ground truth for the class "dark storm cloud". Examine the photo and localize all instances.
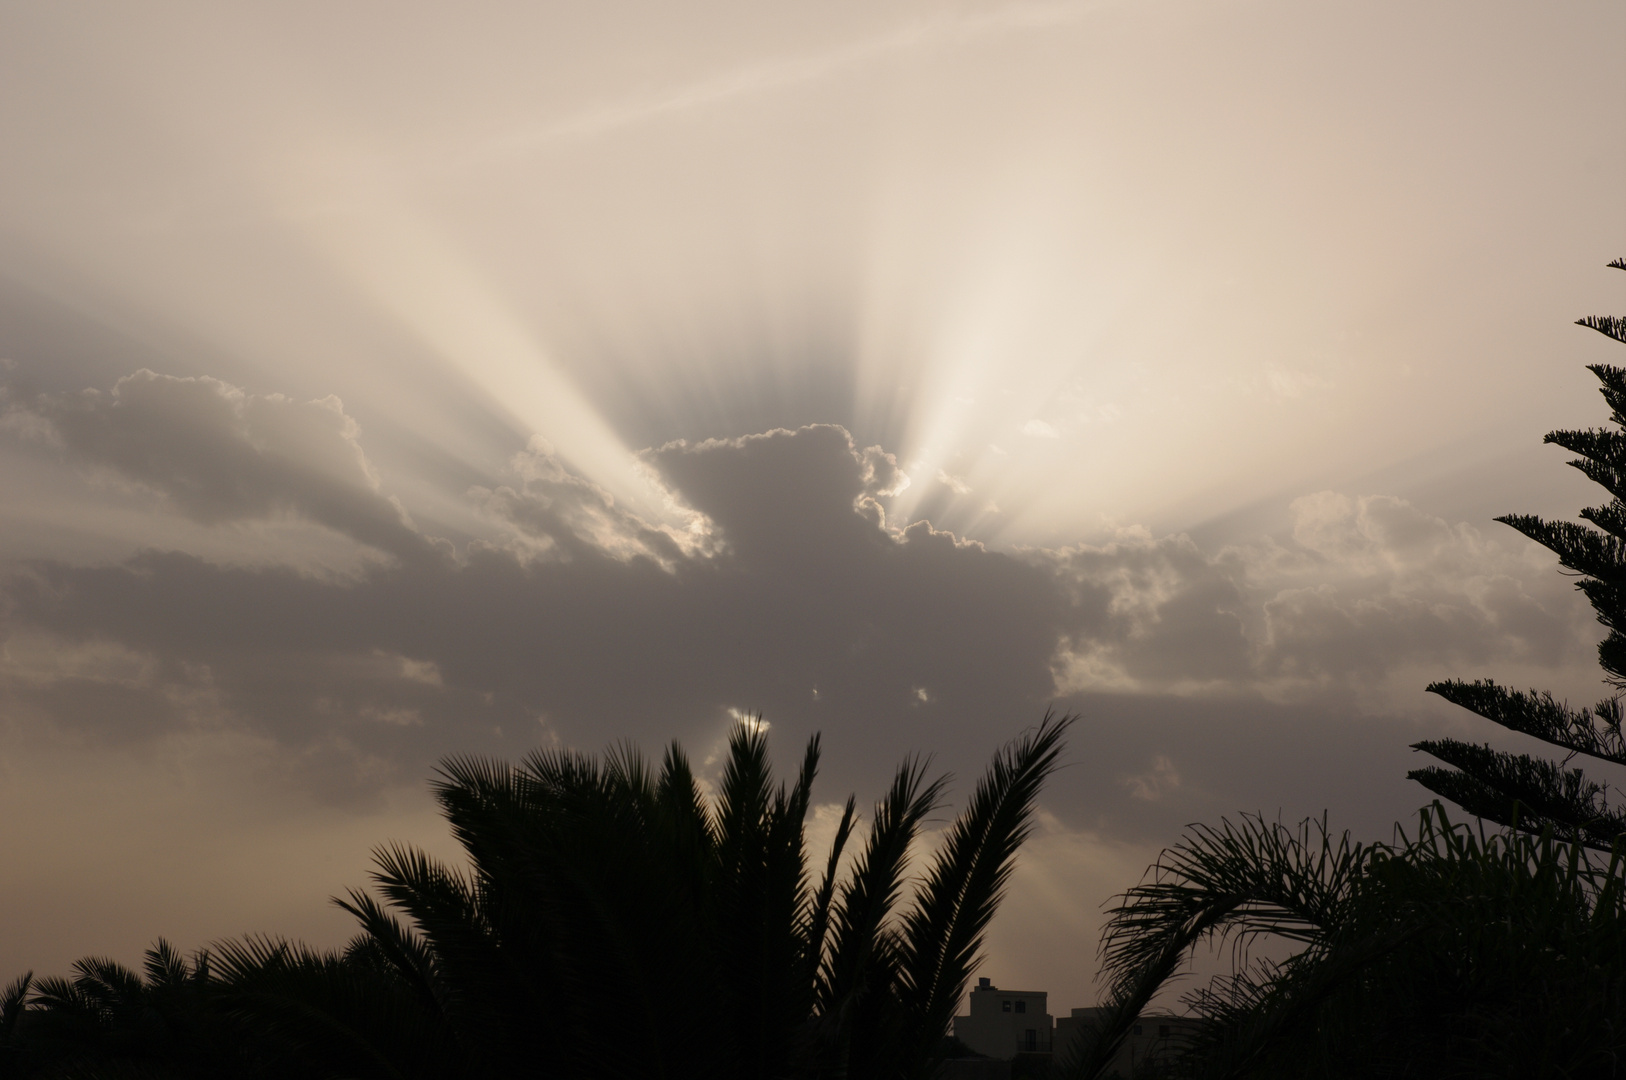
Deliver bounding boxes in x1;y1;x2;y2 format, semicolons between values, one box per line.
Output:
0;371;1594;813
1;389;1085;797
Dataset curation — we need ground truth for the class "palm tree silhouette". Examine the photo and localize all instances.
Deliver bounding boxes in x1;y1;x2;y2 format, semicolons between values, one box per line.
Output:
290;714;1070;1078
0;715;1066;1079
7;716;1068;1078
1065;806;1626;1080
6;940;262;1078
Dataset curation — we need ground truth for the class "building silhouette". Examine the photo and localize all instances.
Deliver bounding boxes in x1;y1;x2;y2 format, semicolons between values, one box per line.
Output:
950;979;1197;1077
1055;1007;1198;1077
952;978;1053;1057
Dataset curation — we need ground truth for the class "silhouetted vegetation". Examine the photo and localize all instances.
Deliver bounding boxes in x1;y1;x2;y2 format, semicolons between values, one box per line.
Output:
1065;806;1626;1080
1413;257;1626;847
1053;268;1626;1080
1;715;1068;1079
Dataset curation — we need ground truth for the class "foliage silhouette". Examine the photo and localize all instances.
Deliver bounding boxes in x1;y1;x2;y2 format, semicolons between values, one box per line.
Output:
0;940;281;1079
1062;804;1626;1080
1413;257;1626;847
1050;263;1626;1079
3;715;1069;1080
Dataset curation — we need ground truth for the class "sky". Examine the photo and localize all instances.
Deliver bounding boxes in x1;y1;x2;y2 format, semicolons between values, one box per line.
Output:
1;0;1624;1014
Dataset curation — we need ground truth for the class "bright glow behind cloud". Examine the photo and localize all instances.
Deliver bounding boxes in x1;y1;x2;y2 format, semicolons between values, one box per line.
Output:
264;144;663;519
1;0;1619;551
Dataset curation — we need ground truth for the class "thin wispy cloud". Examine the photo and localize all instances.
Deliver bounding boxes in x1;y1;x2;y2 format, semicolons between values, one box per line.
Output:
480;0;1112;155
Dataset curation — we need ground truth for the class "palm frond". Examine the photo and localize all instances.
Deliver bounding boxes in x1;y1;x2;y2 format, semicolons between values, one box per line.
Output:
820;756;945;1008
893;713;1071;1075
805;795;857;977
333;890;445;1017
0;970;32;1043
214;933;446;1080
1058;816;1366;1079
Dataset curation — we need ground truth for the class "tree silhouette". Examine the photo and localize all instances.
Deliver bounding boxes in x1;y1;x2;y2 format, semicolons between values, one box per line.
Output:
0;940;279;1079
1412;258;1626;848
5;715;1068;1079
296;715;1069;1079
1067;805;1626;1080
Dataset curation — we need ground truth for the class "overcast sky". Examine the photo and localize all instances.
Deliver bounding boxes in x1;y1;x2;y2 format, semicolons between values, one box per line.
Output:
2;0;1623;1013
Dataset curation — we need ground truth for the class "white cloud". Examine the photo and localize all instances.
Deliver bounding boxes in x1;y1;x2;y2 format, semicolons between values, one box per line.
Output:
1262;366;1333;401
393;655;444;686
728;707;769;733
1022;419;1061;438
473;437;706;570
1122;754;1180;802
1047;491;1592;702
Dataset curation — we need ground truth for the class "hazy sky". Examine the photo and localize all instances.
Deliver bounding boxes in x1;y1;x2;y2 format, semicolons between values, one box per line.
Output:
1;0;1623;1012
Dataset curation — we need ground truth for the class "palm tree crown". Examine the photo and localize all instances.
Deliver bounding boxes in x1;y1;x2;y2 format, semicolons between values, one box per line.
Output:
3;715;1069;1080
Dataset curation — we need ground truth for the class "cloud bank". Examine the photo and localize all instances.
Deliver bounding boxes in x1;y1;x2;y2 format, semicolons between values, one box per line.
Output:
1;371;1595;800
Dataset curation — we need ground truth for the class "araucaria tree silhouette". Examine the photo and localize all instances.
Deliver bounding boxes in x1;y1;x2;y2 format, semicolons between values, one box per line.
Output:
1412;258;1626;849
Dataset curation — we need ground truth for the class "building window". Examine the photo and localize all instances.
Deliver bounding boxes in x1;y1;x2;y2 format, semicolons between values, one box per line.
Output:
1024;1030;1037;1051
1002;1000;1012;1012
1014;1000;1027;1014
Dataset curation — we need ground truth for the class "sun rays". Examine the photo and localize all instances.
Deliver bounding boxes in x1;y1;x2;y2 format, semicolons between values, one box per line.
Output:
1;0;1615;559
264;145;668;522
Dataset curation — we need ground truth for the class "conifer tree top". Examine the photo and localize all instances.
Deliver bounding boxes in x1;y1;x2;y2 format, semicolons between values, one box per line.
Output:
1413;259;1626;848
